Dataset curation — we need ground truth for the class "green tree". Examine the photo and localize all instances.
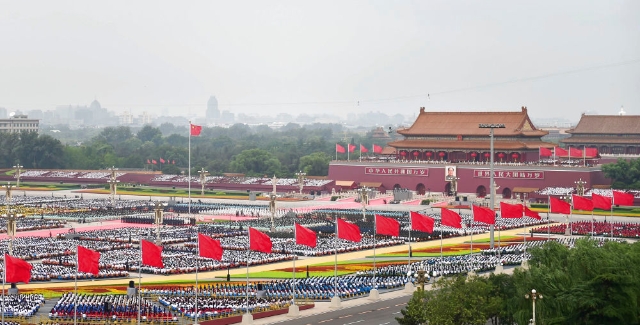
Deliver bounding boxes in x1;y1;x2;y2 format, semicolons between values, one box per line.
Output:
136;125;163;144
396;289;428;325
601;158;640;189
229;149;283;176
299;152;331;176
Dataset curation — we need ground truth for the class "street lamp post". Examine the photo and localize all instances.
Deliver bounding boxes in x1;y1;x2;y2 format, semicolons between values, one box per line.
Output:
154;202;164;245
525;289;543;324
107;166;120;207
13;164;23;188
295;171;307;195
269;193;276;231
198;168;209;196
479;123;505;249
359;187;369;222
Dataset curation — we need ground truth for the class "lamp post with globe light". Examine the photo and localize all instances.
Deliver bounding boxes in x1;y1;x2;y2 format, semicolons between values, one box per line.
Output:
479;123;505;249
525;289;543;324
13;164;23;188
295;171;306;195
107;166;119;206
154;202;165;245
198;168;209;196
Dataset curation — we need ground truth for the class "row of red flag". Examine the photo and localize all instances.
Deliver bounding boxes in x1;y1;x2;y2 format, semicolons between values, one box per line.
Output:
539;146;598;158
336;144;383;154
548;191;634;214
146;159;175;165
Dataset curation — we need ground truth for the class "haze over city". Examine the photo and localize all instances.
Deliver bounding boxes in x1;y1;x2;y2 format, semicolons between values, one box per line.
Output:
1;0;638;121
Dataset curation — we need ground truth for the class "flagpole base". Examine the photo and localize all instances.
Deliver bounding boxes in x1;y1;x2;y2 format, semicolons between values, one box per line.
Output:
494;264;504;274
404;282;415;293
368;289;380;301
241;312;253;325
564;227;571;236
287;304;300;317
330;296;342;309
520;260;529;269
467;270;476;277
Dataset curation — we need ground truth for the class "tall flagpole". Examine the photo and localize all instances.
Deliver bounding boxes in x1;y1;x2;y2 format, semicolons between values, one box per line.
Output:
188;121;192;217
373;215;377;290
246;230;250;315
2;255;5;325
439;221;443;278
292;224;296;306
74;247;78;325
547;195;551;240
522;204;527;254
408;213;412;275
195;233;199;325
611;194;615;239
138;243;142;325
334;218;338;299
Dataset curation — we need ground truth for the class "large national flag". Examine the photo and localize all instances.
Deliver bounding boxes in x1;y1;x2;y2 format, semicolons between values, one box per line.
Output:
550;197;571;214
249;228;272;253
375;215;400;237
500;202;524;218
410;211;434;233
591;193;612;210
348;144;356;153
198;233;223;260
141;240;164;268
5;254;32;284
441;208;462;229
539;147;552;157
360;144;369;153
572;195;594;211
337;218;361;242
373;144;383;154
524;207;541;220
77;245;101;275
613;191;635;206
472;205;496;225
190;123;202;136
295;223;317;248
336;144;346;154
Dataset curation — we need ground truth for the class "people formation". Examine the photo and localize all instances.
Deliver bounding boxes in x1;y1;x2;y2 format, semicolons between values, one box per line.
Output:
0;195;635;323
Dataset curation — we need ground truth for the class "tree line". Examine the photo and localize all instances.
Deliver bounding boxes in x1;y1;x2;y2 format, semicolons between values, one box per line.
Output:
0;122;391;177
397;238;640;325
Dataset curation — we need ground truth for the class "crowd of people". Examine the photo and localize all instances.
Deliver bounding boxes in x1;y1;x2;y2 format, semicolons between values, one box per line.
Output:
0;294;45;317
48;293;175;322
532;220;640;238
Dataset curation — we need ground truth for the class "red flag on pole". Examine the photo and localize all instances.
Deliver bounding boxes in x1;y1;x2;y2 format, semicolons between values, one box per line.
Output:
373;144;383;154
77;245;100;275
336;144;346;154
500;202;524;218
410;211;434;233
554;147;568;157
591;193;612;210
160;158;165;164
190;123;202;136
249;228;272;253
524;207;541;220
375;215;400;237
539;147;552;157
550;197;571;214
171;160;175;165
146;159;151;164
613;191;635;206
441;208;462;228
198;233;223;260
572;195;594;211
295;223;317;248
141;240;164;268
4;254;32;284
152;160;157;165
472;205;496;225
348;144;356;153
337;218;361;242
360;144;369;153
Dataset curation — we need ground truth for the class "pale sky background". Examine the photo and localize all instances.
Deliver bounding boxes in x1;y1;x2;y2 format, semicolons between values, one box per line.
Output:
1;0;639;121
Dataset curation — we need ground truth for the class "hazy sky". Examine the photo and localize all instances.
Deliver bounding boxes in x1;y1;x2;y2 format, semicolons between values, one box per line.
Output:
1;1;638;120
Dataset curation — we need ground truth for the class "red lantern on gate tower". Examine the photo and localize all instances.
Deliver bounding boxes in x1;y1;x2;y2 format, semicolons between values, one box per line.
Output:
498;152;505;162
511;153;519;162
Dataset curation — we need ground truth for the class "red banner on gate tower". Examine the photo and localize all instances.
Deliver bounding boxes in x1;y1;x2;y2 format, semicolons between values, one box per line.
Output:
365;167;429;176
473;170;544;179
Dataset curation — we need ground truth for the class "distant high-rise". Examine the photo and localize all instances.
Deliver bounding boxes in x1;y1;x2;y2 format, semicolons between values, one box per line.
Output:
206;96;220;124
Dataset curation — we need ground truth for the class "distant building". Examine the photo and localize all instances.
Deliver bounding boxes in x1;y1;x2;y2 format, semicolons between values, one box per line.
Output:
206;96;220;125
0;107;6;119
370;126;391;139
561;113;640;155
0;114;39;133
